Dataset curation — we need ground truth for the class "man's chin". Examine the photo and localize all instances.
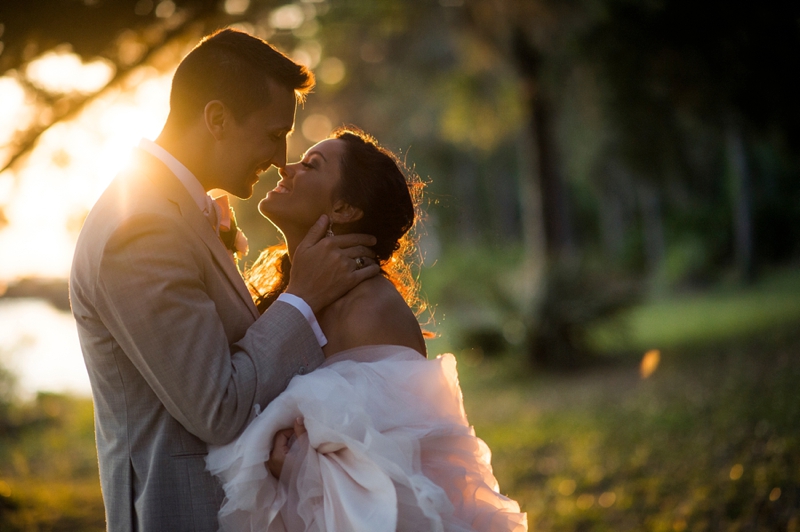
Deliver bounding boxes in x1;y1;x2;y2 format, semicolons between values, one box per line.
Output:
228;182;255;200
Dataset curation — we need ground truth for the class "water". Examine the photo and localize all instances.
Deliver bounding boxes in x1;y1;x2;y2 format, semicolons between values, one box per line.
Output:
0;299;91;398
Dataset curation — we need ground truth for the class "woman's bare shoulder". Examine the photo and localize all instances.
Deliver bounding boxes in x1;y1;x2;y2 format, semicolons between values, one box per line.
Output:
333;276;426;356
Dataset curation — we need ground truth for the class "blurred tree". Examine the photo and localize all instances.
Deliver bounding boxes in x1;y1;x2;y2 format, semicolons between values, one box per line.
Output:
0;0;222;173
583;0;800;281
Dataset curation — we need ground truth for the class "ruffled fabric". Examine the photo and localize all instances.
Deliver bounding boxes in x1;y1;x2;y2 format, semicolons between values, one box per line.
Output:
206;345;527;531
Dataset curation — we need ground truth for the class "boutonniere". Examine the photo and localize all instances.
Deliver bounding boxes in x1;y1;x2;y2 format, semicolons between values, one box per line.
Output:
213;195;249;262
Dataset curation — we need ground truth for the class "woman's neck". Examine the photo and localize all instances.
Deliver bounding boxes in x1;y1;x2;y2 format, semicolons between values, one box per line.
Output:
282;227;305;261
282;221;341;261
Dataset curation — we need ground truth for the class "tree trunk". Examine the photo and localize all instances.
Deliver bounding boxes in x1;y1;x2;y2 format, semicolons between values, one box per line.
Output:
516;127;547;316
598;189;626;260
637;182;666;281
725;120;755;282
455;150;481;244
511;29;574;260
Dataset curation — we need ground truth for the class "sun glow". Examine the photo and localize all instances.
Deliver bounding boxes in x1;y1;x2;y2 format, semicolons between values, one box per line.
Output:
25;49;115;94
0;66;173;280
0;76;36;151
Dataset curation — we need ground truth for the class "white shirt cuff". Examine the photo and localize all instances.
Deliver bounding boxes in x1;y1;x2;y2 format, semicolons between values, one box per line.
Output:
277;293;328;347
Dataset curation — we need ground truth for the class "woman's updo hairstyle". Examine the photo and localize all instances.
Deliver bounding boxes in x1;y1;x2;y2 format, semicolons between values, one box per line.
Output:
248;126;425;315
332;127;415;262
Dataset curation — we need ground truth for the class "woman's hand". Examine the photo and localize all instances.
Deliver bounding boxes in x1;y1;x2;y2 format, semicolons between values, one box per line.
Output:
266;417;307;479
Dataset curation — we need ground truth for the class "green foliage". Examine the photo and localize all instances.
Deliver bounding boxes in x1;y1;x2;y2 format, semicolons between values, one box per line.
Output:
421;246;639;368
527;261;640;369
420;245;528;358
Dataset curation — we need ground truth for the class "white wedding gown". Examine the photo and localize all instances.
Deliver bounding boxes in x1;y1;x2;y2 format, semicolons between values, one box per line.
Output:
206;345;527;531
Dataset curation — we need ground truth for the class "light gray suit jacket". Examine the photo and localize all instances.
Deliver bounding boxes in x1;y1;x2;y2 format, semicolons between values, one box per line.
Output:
70;149;324;531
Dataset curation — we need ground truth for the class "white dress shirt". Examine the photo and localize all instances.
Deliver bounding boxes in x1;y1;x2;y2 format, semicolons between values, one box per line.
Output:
138;138;328;347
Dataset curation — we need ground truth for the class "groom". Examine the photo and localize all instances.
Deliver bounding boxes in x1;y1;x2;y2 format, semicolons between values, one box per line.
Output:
70;29;378;531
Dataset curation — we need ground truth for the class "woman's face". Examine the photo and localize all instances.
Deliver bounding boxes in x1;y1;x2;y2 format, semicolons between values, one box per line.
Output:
258;138;346;231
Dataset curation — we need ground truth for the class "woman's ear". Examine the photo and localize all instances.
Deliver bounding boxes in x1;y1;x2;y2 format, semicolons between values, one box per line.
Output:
330;200;364;225
204;100;227;141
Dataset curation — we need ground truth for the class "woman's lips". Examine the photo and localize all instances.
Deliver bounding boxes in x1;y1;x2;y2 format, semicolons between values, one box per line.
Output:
272;183;290;193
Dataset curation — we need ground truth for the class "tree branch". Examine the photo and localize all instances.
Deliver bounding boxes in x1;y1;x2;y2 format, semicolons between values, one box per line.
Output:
0;6;218;175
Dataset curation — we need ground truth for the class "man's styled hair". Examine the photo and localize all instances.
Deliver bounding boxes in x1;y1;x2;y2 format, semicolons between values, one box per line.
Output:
168;28;314;124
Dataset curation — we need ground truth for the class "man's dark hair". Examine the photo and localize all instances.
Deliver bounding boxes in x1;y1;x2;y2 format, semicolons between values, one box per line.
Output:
168;28;314;124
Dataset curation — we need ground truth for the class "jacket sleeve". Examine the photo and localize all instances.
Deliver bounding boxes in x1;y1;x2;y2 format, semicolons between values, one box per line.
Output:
95;212;324;445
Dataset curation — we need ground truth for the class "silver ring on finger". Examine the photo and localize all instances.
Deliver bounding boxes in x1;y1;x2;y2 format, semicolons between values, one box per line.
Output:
355;257;366;270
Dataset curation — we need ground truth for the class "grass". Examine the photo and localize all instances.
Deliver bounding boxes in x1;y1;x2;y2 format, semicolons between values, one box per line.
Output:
454;328;800;531
589;268;800;353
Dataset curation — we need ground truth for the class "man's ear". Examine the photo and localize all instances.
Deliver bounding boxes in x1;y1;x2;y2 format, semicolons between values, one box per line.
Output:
330;200;364;225
204;100;227;141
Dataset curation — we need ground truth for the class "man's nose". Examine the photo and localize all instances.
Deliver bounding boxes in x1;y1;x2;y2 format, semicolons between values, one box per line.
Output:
271;139;288;169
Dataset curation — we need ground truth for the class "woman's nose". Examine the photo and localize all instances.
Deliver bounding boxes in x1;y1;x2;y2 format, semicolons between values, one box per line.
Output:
278;163;297;179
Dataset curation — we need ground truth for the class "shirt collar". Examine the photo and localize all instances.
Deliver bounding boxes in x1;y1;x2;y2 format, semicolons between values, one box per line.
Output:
138;138;211;215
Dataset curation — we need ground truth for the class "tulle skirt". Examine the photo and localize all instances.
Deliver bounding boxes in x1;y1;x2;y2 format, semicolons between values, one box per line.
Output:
206;345;527;531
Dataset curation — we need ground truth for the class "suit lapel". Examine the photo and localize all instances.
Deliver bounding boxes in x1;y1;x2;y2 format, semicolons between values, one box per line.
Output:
135;150;260;320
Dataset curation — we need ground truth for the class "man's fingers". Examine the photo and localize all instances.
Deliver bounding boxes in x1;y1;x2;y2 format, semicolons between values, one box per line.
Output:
328;233;377;249
341;246;378;260
350;264;381;282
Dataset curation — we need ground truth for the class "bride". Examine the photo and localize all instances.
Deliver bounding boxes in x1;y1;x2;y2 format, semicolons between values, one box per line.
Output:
206;127;527;531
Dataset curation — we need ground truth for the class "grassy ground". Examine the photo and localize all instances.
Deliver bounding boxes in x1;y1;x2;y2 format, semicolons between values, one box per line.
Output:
1;267;799;530
452;328;800;531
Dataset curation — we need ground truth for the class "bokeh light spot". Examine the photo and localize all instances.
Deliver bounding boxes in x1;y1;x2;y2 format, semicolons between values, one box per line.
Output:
291;40;321;69
0;479;10;498
318;57;345;85
224;0;250;15
558;479;576;496
270;4;305;30
598;491;616;508
769;487;781;501
640;349;660;378
576;493;594;510
301;114;332;142
730;464;744;480
155;0;175;18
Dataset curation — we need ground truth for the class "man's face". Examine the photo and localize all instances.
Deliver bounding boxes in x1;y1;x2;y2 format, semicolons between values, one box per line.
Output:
215;83;296;198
